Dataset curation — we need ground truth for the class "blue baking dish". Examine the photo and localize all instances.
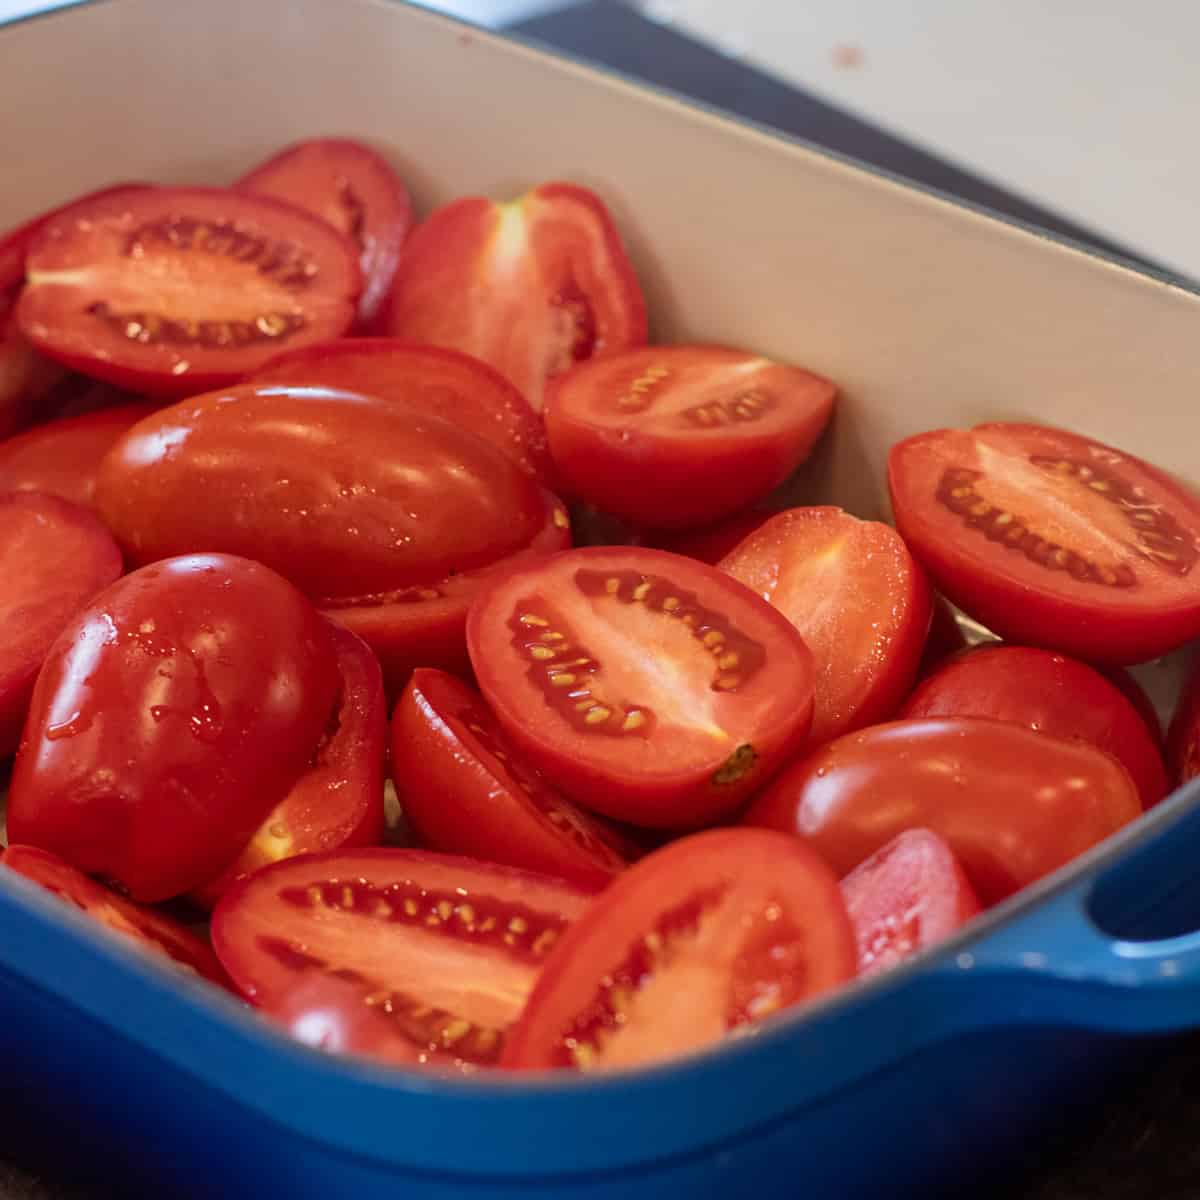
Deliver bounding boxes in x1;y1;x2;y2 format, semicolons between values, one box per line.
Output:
5;0;1200;1195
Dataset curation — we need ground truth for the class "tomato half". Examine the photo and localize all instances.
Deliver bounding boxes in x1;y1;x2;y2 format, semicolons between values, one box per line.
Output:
1167;660;1200;787
502;828;854;1072
2;845;228;987
900;644;1167;807
18;187;361;397
889;423;1200;663
250;338;552;483
719;507;931;748
238;138;412;328
468;546;816;828
744;717;1141;904
7;554;340;901
545;346;835;529
211;848;596;1071
391;669;632;888
648;508;776;566
384;182;646;411
840;830;981;976
0;491;122;757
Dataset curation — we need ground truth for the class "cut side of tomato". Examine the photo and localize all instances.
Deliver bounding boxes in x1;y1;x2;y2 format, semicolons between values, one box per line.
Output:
840;830;981;976
545;346;835;529
391;669;633;888
19;186;362;397
237;138;412;329
719;507;931;748
211;848;597;1072
501;828;855;1072
384;182;646;412
889;422;1200;664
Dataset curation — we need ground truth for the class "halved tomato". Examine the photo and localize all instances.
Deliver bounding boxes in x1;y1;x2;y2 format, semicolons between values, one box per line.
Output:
211;848;596;1071
1167;659;1200;787
545;346;835;529
250;338;552;483
238;138;412;328
384;182;646;411
501;828;855;1072
391;669;632;888
648;508;776;566
466;546;816;828
719;507;931;748
2;845;228;987
19;187;361;397
840;830;981;976
889;423;1200;663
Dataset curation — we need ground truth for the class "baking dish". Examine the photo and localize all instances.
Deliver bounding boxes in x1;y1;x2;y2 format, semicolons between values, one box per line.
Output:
4;0;1200;1195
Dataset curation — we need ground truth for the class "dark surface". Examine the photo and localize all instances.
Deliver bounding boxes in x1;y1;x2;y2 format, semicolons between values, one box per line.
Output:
2;2;1198;1197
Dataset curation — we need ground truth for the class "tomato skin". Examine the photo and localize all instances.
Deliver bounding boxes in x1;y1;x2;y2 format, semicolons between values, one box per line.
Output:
648;509;776;566
900;644;1167;808
501;828;856;1072
7;554;341;902
391;669;632;888
743;717;1141;904
1167;660;1200;787
467;546;817;829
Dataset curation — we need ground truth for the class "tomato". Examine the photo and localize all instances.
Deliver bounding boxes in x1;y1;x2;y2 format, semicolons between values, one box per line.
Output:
192;623;387;907
467;546;816;828
918;595;969;676
18;187;361;397
0;491;122;758
0;403;155;510
384;182;646;411
210;848;596;1071
391;669;633;888
899;644;1167;807
502;828;855;1071
2;845;228;987
250;338;552;483
1167;659;1200;786
744;717;1141;904
648;508;776;566
1098;664;1164;747
238;138;412;329
545;346;835;529
7;554;340;901
719;507;931;748
889;423;1200;664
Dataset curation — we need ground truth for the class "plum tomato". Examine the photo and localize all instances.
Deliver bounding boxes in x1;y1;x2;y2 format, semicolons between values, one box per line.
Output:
889;422;1200;664
7;554;340;901
466;546;816;828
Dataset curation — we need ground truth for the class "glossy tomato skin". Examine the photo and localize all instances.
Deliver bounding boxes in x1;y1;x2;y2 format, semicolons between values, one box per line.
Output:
392;669;632;888
720;507;931;748
7;554;340;902
502;828;856;1072
744;717;1141;904
900;644;1167;807
468;546;816;829
18;187;361;397
889;423;1200;664
385;182;646;412
0;491;123;757
545;346;835;529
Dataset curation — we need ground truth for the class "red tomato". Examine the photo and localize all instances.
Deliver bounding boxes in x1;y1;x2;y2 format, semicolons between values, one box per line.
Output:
889;423;1200;664
391;669;633;888
648;508;776;566
840;830;981;976
918;595;969;676
238;138;412;328
1167;659;1200;786
384;182;646;411
545;346;835;529
211;848;596;1071
0;491;122;757
2;845;228;987
192;623;387;907
1097;664;1164;747
899;644;1167;807
467;546;816;828
744;717;1141;904
7;554;340;901
502;829;855;1071
250;338;552;483
720;507;931;748
18;187;361;397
